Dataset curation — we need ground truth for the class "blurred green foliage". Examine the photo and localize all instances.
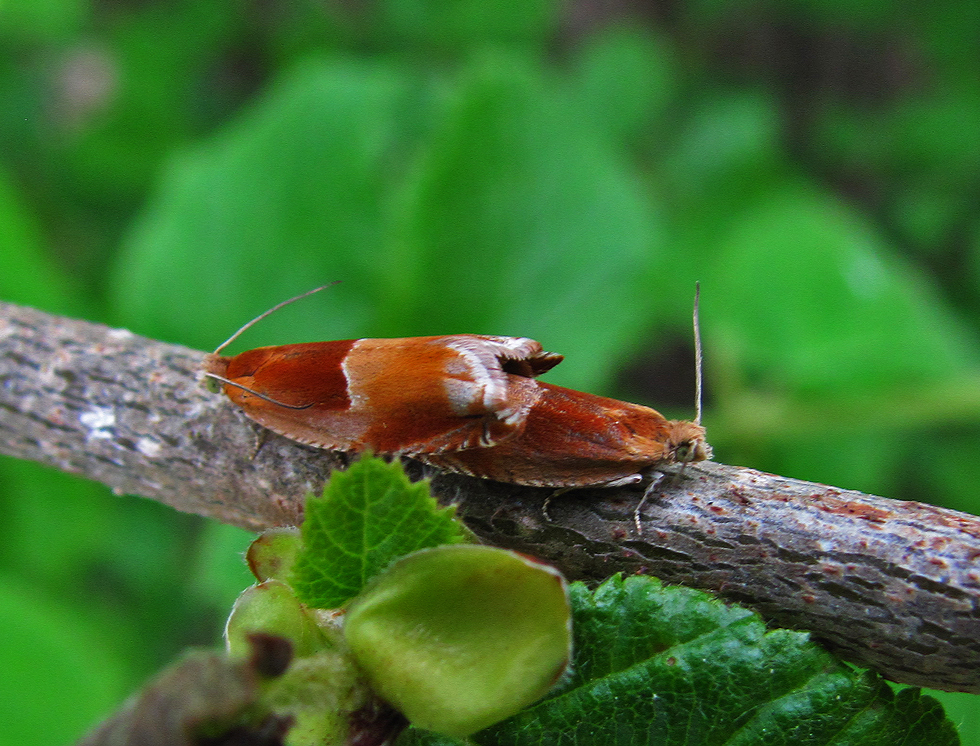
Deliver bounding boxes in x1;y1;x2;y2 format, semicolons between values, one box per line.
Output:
2;0;979;743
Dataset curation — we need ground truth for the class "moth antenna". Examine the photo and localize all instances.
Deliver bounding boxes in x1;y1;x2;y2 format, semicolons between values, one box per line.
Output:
203;372;314;410
213;282;340;355
693;281;703;427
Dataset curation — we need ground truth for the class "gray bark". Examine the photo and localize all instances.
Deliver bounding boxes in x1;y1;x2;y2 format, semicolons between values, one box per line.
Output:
2;300;978;694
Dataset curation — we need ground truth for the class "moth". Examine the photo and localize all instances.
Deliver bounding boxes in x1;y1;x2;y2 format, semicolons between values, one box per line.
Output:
204;286;711;490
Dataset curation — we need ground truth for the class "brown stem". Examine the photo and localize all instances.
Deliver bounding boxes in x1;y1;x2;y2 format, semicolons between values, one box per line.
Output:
2;301;979;694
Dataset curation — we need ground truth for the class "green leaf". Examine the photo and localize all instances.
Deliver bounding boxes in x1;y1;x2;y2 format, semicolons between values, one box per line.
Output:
245;527;303;583
0;0;87;40
111;55;427;350
0;165;79;314
222;543;379;745
261;649;373;746
111;51;668;395
225;579;336;660
377;0;558;48
399;574;957;746
569;24;677;145
390;53;667;391
290;455;466;609
706;184;977;395
660;91;786;221
0;576;128;746
345;545;571;738
814;83;980;186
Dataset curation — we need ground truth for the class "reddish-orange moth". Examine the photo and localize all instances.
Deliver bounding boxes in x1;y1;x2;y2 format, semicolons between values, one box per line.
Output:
204;287;710;490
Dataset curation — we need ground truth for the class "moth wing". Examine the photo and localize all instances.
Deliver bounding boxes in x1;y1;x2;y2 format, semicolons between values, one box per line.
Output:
209;340;370;451
208;335;562;456
346;335;553;454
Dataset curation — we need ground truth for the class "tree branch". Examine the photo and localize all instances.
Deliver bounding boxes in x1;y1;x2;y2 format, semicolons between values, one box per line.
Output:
2;301;979;694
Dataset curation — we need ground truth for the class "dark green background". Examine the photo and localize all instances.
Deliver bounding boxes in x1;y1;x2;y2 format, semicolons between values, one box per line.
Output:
2;1;979;743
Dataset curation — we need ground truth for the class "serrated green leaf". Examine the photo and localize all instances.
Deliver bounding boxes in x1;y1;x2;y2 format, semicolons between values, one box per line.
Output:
399;575;958;746
290;456;466;609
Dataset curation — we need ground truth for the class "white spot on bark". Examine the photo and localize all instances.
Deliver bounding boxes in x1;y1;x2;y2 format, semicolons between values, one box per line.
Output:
136;437;162;458
107;327;134;340
79;407;116;439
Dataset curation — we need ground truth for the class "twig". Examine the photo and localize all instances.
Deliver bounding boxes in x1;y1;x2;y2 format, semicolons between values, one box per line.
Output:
1;301;979;693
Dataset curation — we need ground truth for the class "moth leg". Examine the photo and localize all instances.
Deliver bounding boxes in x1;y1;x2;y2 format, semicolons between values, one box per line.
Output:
248;425;271;460
541;487;572;524
633;471;668;536
601;474;645;488
542;473;645;525
417;461;442;483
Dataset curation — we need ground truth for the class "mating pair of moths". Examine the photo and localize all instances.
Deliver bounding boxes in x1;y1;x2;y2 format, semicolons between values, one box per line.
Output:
205;288;711;492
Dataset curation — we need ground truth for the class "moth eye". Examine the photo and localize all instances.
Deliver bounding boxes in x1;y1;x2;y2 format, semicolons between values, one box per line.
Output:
674;441;695;462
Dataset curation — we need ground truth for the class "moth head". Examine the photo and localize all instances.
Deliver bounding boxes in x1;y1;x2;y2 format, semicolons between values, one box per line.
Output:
666;420;712;464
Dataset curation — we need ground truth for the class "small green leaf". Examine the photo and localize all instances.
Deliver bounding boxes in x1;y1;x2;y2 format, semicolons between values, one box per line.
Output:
262;650;375;746
291;455;467;609
345;545;571;738
225;580;336;660
246;527;302;582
